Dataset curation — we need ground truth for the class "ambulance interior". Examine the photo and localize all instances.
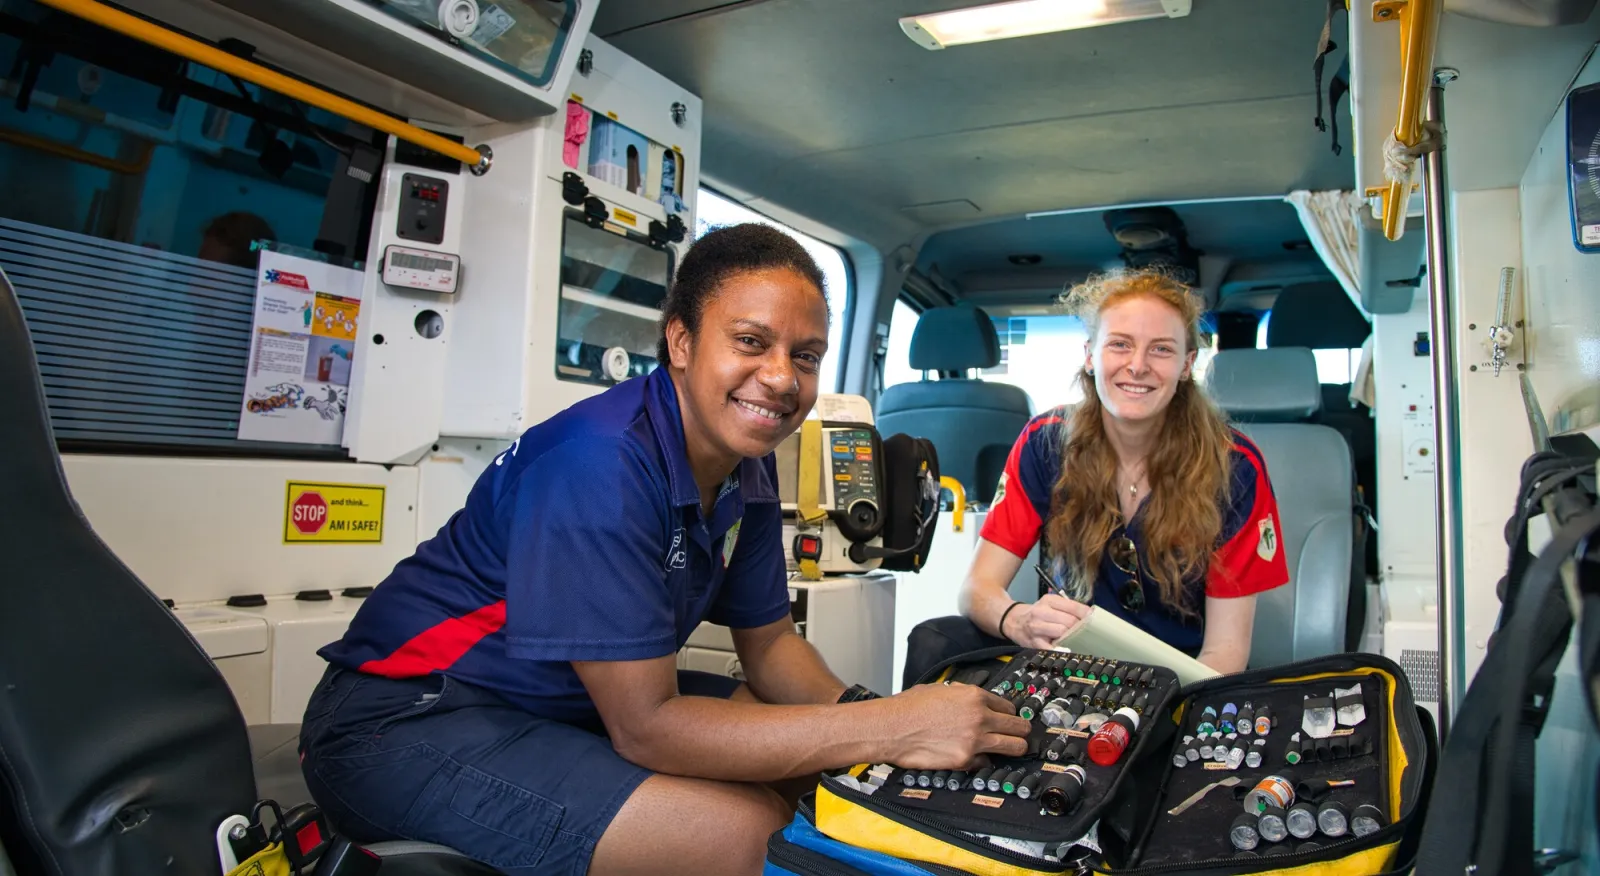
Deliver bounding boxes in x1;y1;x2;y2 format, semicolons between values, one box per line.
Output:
0;0;1597;873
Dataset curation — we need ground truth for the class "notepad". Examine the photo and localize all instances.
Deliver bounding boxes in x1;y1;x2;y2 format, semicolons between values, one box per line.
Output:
1052;606;1221;686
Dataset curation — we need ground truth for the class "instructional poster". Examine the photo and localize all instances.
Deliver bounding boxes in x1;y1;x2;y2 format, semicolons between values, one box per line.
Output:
237;248;364;444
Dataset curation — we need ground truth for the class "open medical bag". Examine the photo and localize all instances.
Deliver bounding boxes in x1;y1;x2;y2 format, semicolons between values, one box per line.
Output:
771;647;1434;876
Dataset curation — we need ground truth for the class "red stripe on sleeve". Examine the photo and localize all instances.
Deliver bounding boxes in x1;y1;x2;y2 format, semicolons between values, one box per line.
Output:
1206;445;1290;599
980;416;1059;558
360;600;508;678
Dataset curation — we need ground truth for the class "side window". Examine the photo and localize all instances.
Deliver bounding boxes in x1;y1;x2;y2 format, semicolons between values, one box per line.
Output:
694;188;853;391
1256;312;1362;383
882;298;922;389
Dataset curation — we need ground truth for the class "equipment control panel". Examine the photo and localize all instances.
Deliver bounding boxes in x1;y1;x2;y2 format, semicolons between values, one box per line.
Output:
381;245;460;294
827;428;878;510
396;173;449;245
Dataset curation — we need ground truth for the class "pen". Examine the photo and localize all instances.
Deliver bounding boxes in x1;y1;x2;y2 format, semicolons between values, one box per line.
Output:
1035;563;1069;598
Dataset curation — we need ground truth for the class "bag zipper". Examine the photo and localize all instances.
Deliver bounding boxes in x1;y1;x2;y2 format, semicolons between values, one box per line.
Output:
767;833;874;876
807;784;1081;872
774;818;978;876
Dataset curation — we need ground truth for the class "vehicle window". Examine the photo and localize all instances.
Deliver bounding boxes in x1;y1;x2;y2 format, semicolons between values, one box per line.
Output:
882;298;923;390
1256;312;1362;383
882;308;1098;413
0;3;383;452
694;188;852;392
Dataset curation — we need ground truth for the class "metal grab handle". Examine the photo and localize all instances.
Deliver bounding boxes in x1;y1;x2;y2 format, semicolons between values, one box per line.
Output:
1370;0;1444;240
32;0;493;175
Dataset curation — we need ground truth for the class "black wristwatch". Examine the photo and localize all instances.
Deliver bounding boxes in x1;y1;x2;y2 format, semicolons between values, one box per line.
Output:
837;684;882;704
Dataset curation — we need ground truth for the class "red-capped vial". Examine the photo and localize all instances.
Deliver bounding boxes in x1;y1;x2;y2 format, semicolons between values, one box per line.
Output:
1088;706;1141;766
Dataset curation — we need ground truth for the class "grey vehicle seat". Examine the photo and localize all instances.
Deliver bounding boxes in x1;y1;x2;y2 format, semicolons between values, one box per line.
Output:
1205;348;1354;668
876;306;1032;503
0;265;498;875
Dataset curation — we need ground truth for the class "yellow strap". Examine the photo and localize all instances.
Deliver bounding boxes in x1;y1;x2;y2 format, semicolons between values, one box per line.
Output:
226;843;293;876
797;420;826;579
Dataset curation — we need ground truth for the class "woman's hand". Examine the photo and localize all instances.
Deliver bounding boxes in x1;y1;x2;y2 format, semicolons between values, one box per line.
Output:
879;683;1032;770
1004;595;1093;649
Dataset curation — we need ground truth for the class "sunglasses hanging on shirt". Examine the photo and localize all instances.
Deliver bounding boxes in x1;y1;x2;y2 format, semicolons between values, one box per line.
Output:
1108;529;1146;613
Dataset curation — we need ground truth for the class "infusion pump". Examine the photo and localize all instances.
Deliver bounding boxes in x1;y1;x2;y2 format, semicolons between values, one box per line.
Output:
777;395;886;576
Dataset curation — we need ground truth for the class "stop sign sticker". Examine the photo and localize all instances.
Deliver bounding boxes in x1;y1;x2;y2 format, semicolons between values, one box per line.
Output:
291;491;328;535
284;481;386;543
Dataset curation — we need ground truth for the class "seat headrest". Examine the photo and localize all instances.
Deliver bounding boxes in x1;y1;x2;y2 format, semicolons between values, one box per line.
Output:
1266;282;1370;349
1204;348;1322;422
909;307;1001;371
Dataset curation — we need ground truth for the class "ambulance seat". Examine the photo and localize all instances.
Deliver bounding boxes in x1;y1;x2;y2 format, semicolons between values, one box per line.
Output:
876;306;1032;503
0;266;497;875
1204;348;1353;667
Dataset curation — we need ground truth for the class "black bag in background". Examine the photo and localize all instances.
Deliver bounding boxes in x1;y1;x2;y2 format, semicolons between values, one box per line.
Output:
873;434;940;573
1413;444;1600;876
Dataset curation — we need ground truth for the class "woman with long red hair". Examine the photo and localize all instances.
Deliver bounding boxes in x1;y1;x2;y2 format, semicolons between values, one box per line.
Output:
907;269;1289;682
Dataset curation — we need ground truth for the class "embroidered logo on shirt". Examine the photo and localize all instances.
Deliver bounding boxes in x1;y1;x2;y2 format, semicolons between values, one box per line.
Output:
492;437;520;466
993;471;1009;507
1257;516;1279;562
665;527;687;571
722;518;742;568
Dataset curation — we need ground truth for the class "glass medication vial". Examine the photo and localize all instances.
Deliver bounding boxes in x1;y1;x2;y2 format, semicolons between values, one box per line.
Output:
1287;802;1319;839
1244;775;1295;814
1351;804;1386;837
1258;805;1289;843
1088;707;1141;766
1317;800;1350;837
1230;813;1261;851
1041;764;1088;816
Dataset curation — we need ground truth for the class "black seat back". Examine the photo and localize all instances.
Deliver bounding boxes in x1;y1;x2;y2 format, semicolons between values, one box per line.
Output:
0;266;255;874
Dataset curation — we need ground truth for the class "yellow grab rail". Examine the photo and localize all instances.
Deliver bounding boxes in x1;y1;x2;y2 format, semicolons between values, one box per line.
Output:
1369;0;1442;240
32;0;492;174
939;476;965;533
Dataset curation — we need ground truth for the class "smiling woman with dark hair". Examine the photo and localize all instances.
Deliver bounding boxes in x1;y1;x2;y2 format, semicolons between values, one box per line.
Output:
299;222;1031;876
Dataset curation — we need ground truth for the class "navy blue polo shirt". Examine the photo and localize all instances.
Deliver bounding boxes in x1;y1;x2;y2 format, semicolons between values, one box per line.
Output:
981;408;1289;655
319;368;793;724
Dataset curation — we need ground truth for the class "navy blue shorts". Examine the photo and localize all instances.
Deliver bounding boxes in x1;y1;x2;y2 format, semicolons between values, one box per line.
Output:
298;666;741;875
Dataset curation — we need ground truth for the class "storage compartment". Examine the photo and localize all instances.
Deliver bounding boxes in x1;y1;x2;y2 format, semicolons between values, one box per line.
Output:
174;607;271;725
234;594;367;723
187;0;597;120
554;214;671;386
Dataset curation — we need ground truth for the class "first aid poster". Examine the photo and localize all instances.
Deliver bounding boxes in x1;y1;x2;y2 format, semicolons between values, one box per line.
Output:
237;249;363;444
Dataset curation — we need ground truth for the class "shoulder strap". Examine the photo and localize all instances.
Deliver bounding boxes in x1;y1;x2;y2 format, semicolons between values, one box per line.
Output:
1312;0;1343;134
1414;499;1600;876
796;419;827;580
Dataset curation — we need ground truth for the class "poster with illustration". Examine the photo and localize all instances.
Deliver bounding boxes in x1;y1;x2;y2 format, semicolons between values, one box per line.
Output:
237;247;363;444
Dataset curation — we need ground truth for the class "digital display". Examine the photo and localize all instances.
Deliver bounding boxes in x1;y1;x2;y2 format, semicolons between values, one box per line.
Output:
390;252;453;272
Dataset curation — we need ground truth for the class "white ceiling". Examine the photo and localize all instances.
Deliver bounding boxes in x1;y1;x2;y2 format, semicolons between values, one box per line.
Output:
595;0;1355;264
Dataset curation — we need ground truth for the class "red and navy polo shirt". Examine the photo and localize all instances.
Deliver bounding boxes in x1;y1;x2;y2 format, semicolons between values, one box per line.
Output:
981;408;1290;655
318;367;793;724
